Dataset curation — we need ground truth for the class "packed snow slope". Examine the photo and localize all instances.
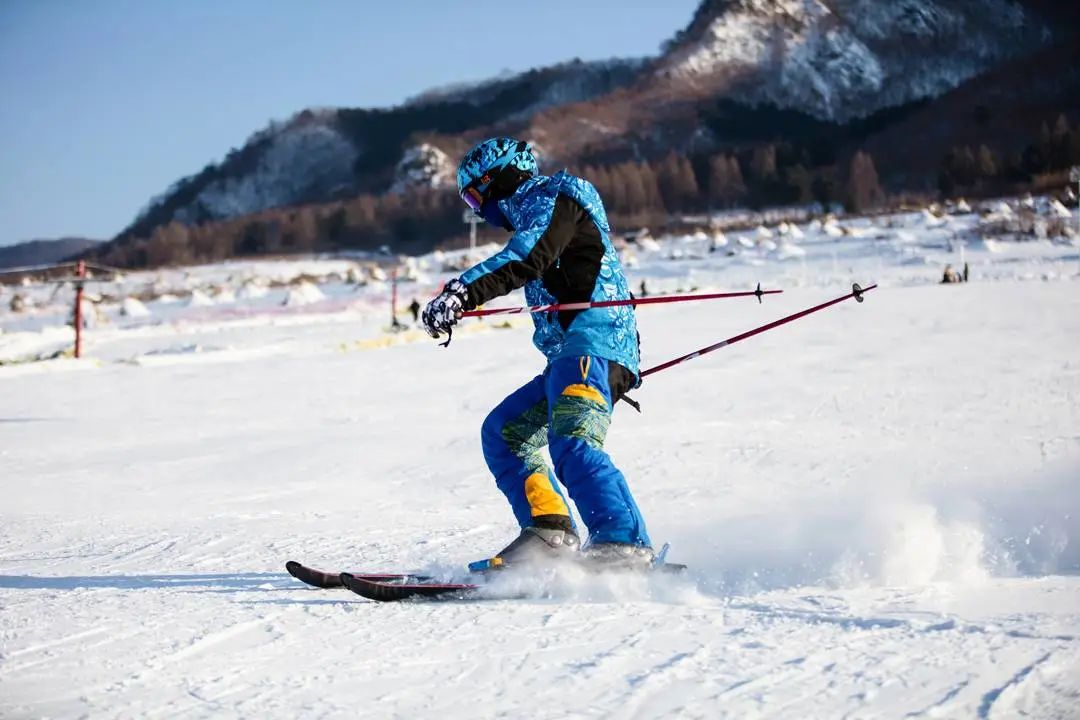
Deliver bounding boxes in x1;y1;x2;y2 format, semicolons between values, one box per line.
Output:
3;201;1080;717
2;273;1079;717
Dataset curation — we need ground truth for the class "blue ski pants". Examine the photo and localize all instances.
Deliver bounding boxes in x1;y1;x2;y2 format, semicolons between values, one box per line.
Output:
480;355;650;546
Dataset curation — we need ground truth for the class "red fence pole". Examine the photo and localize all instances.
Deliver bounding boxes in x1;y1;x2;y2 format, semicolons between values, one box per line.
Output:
74;261;86;359
390;266;402;329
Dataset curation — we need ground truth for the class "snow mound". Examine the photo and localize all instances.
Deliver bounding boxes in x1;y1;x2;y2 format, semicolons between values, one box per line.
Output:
775;242;806;260
282;282;325;307
120;297;150;318
921;209;947;227
237;281;269;300
1049;199;1072;219
843;225;875;239
823;220;844;237
968;237;1003;253
213;288;236;304
637;237;662;252
186;290;215;307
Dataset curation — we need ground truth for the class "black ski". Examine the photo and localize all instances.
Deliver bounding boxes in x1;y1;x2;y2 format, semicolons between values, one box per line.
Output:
285;560;430;589
291;544;686;601
339;572;481;602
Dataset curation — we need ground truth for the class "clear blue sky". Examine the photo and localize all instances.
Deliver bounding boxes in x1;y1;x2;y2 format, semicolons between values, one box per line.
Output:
0;0;699;246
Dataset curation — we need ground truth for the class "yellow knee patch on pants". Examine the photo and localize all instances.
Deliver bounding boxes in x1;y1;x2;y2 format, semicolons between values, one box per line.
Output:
524;472;569;517
561;383;607;407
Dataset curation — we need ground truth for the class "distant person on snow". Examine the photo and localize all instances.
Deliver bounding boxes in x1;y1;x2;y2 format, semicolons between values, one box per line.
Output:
422;137;652;569
408;298;421;323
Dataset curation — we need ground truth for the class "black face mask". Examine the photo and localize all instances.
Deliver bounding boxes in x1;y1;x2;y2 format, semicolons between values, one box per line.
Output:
480;198;513;231
479;164;535;232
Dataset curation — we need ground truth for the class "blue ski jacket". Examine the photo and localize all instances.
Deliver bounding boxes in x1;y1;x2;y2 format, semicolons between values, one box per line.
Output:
460;171;639;379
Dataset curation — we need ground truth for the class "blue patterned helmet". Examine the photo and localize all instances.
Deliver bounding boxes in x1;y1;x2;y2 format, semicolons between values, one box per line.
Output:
456;137;538;209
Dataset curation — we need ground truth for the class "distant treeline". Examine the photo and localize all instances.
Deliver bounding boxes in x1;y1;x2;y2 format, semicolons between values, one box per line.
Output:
938;114;1080;197
90;114;1079;270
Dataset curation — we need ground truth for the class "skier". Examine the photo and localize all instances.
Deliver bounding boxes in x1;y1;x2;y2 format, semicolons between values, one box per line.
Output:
422;137;653;569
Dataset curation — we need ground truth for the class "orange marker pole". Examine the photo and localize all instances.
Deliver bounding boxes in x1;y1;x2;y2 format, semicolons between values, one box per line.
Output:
74;261;86;358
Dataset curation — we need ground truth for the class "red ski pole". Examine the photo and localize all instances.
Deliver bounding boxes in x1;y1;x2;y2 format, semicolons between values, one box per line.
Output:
461;285;781;318
641;283;877;378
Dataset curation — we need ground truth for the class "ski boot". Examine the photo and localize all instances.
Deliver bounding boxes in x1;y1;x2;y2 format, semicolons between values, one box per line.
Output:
469;516;579;573
579;543;655;572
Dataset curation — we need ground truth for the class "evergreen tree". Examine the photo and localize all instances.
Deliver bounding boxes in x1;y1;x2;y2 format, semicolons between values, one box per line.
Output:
709;154;748;208
618;163;647;217
676;154;700;210
812;168;839;207
658;153;699;212
1051;114;1071;170
727;156;747;204
847;151;884;213
784;164;813;204
976;145;998;180
637;161;666;217
607;163;631;215
321;208;347;246
594;165;613;202
750;145;778;182
293;207;318;251
957;147;977;187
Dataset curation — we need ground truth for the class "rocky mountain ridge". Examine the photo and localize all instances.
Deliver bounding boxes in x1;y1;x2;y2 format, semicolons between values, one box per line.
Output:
657;0;1047;121
100;0;1073;262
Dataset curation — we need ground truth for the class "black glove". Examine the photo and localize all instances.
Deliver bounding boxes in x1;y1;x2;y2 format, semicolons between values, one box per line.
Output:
422;279;469;342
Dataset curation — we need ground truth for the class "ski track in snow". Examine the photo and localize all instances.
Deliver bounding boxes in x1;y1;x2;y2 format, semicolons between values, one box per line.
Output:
2;236;1080;716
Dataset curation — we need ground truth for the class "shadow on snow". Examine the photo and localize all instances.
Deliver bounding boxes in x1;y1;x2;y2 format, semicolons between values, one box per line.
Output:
0;572;290;592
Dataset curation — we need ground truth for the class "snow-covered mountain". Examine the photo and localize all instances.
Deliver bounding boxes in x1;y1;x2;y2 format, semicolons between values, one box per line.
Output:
120;59;641;242
657;0;1048;121
176;112;356;223
106;0;1068;258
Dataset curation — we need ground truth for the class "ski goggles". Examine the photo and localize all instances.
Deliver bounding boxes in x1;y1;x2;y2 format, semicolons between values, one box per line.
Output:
459;141;530;212
459;174;493;213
